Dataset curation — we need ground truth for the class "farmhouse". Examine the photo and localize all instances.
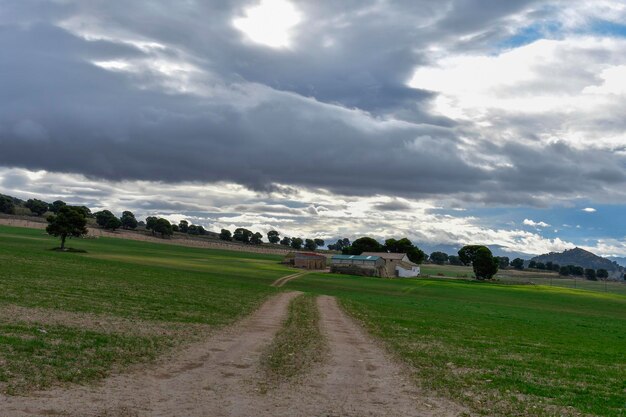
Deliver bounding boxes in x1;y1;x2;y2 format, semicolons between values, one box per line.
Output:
330;254;385;277
361;252;421;277
283;252;327;270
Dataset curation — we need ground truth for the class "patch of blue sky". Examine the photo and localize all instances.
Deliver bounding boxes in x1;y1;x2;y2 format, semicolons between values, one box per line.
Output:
585;20;626;38
497;20;562;50
434;203;626;242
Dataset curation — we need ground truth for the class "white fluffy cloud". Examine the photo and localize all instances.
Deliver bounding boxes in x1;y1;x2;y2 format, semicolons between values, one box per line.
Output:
523;219;551;228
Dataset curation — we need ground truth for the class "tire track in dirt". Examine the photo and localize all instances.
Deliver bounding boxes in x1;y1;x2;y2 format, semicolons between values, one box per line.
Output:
0;292;301;417
0;292;467;417
271;272;307;287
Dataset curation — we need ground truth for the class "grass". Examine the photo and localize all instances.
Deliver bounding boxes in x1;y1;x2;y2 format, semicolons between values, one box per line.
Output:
285;273;626;417
259;294;325;389
423;263;626;296
0;225;292;392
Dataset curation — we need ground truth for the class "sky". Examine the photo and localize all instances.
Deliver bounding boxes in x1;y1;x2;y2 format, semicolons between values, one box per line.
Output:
0;0;625;258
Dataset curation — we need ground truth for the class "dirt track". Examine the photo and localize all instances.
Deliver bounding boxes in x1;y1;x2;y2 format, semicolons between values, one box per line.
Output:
0;292;466;417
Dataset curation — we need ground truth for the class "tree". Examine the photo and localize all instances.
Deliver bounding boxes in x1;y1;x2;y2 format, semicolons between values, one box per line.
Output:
145;216;158;235
49;200;66;214
585;268;597;281
95;210;122;230
172;224;179;232
551;263;560;272
178;220;189;233
233;228;253;244
280;236;292;246
496;256;510;269
46;206;87;250
267;230;280;244
304;239;317;251
596;269;609;279
458;245;483;266
528;260;537;269
314;238;325;248
559;266;570;276
536;262;546;270
572;266;584;276
429;251;449;265
290;237;303;250
472;246;499;280
546;261;553;270
251;232;263;245
328;238;350;251
343;237;382;255
25;198;49;216
78;206;92;218
219;229;232;241
188;225;206;235
510;258;524;270
0;195;15;214
120;211;138;230
448;255;463;266
154;218;173;238
382;238;425;264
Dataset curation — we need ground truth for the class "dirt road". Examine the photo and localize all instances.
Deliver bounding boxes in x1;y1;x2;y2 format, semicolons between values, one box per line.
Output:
0;292;465;417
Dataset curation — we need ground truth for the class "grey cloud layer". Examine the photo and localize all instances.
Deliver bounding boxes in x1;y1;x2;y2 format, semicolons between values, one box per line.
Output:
0;0;624;205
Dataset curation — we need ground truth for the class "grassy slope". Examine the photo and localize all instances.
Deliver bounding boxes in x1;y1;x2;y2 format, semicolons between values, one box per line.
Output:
0;225;291;392
286;273;626;417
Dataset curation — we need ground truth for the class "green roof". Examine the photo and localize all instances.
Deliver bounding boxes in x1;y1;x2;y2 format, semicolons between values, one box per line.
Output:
332;255;381;261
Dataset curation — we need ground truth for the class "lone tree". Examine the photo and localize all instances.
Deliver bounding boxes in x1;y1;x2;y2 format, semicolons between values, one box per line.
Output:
267;230;280;244
458;245;482;266
120;211;138;230
314;238;325;248
510;258;525;270
46;206;88;250
25;198;49;216
430;251;449;265
178;220;189;233
219;229;232;241
458;245;499;280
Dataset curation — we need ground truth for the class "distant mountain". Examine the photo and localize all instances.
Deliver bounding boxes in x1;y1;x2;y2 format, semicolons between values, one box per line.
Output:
607;256;626;268
531;247;625;279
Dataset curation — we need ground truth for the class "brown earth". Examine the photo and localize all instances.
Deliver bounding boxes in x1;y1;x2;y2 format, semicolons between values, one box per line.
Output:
0;291;467;416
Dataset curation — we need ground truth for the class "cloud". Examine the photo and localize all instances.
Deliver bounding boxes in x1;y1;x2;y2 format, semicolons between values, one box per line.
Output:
523;218;551;227
582;207;597;212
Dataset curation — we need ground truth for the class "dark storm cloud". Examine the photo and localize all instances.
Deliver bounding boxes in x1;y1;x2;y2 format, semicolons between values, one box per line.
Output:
0;0;624;205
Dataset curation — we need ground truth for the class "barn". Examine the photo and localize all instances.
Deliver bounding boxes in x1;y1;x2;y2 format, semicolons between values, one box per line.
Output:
361;252;421;277
330;255;385;277
290;252;327;270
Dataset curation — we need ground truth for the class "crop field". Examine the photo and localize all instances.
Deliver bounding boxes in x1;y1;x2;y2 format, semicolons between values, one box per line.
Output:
1;224;625;416
0;225;290;393
286;273;626;417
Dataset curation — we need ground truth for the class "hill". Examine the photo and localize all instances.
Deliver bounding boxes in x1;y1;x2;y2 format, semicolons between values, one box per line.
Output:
531;247;625;279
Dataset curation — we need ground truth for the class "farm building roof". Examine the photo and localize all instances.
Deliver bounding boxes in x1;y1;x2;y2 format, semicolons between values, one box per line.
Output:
294;252;326;259
332;255;381;261
361;252;407;260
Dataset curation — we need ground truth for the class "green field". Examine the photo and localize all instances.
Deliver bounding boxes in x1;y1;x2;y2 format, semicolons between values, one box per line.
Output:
285;273;626;416
0;225;290;393
1;225;625;416
422;263;626;296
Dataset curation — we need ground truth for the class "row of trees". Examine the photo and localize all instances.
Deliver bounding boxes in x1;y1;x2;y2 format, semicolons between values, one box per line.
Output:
340;237;426;264
217;228;325;251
